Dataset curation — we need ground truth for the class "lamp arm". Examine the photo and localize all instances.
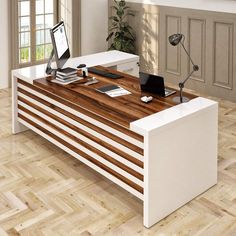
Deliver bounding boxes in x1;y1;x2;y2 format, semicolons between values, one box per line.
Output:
179;40;199;87
180;41;196;67
180;69;195;88
178;69;195;103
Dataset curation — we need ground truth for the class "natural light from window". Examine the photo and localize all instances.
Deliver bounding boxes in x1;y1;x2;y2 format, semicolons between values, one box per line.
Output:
18;0;55;65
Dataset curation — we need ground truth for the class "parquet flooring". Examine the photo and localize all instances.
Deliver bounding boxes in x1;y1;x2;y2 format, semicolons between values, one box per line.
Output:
0;88;236;235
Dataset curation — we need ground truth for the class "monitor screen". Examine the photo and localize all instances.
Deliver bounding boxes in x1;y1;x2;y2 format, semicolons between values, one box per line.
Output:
50;21;70;69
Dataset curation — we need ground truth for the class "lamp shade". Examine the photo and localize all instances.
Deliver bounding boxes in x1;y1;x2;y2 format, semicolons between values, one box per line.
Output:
169;33;183;46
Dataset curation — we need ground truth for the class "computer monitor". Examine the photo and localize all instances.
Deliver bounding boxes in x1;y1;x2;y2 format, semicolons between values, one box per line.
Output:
50;21;70;70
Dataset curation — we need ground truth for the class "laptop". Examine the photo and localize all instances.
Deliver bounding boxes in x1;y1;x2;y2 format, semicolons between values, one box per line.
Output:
139;72;176;97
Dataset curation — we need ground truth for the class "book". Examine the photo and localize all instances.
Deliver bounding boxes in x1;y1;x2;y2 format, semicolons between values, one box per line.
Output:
57;67;77;76
95;84;120;93
52;76;83;85
56;73;78;80
55;76;81;83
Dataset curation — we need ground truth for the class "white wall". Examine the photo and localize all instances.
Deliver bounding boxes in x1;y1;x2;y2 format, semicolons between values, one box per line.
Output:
0;0;9;89
81;0;108;55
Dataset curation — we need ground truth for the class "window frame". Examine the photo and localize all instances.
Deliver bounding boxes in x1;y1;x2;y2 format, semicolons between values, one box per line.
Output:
11;0;58;69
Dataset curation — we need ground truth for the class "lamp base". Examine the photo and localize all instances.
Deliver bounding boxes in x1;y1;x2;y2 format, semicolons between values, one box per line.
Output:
172;96;190;104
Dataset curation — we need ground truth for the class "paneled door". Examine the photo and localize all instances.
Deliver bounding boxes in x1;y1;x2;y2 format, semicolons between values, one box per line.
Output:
159;6;236;101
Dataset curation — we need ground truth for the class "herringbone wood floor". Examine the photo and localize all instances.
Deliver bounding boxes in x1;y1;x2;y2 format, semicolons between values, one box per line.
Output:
0;88;236;236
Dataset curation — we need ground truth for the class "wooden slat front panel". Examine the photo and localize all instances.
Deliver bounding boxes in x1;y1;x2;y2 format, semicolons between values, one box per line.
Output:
18;114;144;199
18;86;144;157
18;79;144;144
17;80;144;199
17;85;143;161
18;96;143;169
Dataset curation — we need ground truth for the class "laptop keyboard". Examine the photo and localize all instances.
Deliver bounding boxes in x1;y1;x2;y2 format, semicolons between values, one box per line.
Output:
165;88;176;97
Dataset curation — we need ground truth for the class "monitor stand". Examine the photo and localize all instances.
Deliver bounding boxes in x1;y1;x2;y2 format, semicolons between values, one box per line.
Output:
45;49;57;76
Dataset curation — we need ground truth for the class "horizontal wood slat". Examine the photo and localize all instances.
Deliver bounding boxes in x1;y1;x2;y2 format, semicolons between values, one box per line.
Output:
18;96;144;169
18;79;143;142
17;87;144;157
18;103;144;182
18;114;144;194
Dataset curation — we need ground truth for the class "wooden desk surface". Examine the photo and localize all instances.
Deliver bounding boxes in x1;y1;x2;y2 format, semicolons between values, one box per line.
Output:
33;66;196;128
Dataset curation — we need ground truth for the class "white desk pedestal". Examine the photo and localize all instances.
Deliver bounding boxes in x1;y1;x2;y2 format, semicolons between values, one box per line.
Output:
131;97;218;228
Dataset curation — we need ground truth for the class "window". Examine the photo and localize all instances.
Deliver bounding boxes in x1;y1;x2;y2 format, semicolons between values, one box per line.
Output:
17;0;57;66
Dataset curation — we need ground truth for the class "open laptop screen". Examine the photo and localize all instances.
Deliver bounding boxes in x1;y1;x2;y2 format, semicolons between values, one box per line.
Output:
139;72;166;97
139;72;176;97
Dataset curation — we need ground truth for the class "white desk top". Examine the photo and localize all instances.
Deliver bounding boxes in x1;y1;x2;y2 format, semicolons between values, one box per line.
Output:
130;97;218;135
12;51;139;84
127;0;236;14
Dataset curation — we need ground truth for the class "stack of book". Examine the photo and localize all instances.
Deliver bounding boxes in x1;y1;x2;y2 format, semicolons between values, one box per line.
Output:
54;67;82;85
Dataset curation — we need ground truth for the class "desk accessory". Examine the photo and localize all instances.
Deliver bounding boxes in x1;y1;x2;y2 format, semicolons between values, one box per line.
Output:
82;68;88;77
76;64;88;77
77;64;87;69
169;33;199;103
88;67;123;79
96;84;131;97
141;96;153;103
106;88;131;97
84;77;99;86
96;84;120;93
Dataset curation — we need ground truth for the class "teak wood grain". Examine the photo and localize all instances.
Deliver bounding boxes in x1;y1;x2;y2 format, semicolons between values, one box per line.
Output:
32;66;197;128
18;113;144;194
17;96;143;168
17;88;144;157
18;79;143;142
18;104;143;181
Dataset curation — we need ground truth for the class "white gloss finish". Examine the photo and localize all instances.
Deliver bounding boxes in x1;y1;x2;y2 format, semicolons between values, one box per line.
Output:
127;0;236;14
116;61;140;77
12;74;28;134
131;97;216;135
12;50;139;84
131;97;218;228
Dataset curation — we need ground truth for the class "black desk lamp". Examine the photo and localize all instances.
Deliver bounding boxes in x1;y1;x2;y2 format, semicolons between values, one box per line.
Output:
168;33;199;103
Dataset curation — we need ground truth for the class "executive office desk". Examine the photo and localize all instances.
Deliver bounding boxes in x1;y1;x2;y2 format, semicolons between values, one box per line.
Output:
12;51;218;228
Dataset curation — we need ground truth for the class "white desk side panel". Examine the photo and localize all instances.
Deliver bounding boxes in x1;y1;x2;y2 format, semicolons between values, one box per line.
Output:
131;97;218;228
12;73;28;134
